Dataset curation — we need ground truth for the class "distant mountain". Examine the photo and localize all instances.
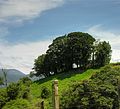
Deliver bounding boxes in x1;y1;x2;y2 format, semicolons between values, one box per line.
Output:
0;69;26;83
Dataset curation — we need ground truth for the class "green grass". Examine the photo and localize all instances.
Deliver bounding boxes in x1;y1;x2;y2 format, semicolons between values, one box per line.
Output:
1;64;120;109
30;68;99;109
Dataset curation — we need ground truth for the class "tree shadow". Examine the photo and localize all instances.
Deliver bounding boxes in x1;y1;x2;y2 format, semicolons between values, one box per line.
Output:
56;68;85;80
34;68;86;84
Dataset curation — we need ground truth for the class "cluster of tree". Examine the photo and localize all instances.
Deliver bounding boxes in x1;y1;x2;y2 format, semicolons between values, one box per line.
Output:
60;66;120;109
33;32;112;77
0;77;32;109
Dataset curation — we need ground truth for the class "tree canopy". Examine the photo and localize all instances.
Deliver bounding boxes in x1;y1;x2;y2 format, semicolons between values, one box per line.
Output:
33;32;112;77
94;41;112;67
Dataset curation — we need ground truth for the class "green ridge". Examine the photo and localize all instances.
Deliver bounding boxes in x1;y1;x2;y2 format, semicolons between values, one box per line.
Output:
30;69;98;109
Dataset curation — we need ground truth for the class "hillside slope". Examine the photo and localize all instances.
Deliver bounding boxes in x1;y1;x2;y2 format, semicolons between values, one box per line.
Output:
2;64;120;109
30;69;98;109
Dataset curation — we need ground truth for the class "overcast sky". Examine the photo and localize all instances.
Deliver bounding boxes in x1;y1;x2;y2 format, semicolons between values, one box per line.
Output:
0;0;120;74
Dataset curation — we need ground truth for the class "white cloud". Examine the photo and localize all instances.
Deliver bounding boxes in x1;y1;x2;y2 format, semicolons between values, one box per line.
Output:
0;0;66;74
0;40;52;74
112;49;120;62
87;25;120;62
0;25;120;74
0;0;65;37
0;0;64;24
0;0;66;34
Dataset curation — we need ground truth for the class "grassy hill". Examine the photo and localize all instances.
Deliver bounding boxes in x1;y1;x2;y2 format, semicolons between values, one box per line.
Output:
2;68;99;109
2;63;120;109
29;68;99;109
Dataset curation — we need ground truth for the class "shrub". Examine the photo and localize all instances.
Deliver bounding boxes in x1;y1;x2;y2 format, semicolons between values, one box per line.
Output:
7;83;19;100
41;86;51;99
0;89;8;109
61;66;120;109
19;77;32;86
2;99;30;109
17;84;30;99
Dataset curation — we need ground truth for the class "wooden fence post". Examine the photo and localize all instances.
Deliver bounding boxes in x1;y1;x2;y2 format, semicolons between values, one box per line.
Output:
41;100;44;109
52;80;59;109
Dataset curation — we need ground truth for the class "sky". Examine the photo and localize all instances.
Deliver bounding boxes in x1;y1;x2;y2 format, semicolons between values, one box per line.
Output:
0;0;120;74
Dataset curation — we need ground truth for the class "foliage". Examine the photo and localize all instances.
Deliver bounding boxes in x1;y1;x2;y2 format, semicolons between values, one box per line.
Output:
110;62;120;66
34;54;48;77
60;66;120;109
0;89;8;109
41;86;51;99
94;41;112;67
33;32;111;77
2;99;30;109
17;77;31;99
17;84;30;99
0;77;31;108
18;77;32;86
2;64;119;109
45;35;68;74
7;83;20;100
67;32;95;69
29;71;35;78
30;68;98;109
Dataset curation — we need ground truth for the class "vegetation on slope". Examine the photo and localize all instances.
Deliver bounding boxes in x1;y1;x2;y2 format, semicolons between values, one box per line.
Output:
0;68;98;109
61;65;120;109
30;68;99;109
0;32;114;109
0;77;32;109
0;64;120;109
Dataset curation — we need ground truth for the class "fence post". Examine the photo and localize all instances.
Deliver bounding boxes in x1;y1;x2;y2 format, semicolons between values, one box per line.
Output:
52;80;59;109
41;100;44;109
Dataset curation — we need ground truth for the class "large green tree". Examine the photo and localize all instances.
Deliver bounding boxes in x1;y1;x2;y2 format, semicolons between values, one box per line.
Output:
33;32;112;77
94;41;112;67
44;32;95;73
45;35;68;73
67;32;95;69
33;54;48;77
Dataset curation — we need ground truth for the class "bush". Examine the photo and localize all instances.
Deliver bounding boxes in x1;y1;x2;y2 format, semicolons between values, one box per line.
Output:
2;99;30;109
41;86;51;99
19;77;32;86
7;83;19;100
7;81;31;101
0;77;31;108
0;89;8;109
61;66;120;109
17;77;31;99
17;84;30;99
